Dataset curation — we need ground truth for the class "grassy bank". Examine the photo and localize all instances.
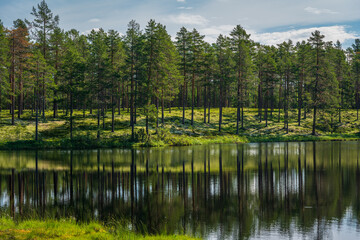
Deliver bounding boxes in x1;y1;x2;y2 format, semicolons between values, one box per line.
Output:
0;217;198;240
0;108;359;150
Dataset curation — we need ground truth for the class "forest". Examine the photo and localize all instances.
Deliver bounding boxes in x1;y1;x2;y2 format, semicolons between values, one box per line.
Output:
0;0;360;149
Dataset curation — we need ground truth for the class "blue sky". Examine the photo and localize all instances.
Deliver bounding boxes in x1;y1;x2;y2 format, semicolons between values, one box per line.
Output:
0;0;359;48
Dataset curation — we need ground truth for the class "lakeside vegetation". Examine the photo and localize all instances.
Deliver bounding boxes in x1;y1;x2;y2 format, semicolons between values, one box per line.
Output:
0;107;358;150
0;217;198;240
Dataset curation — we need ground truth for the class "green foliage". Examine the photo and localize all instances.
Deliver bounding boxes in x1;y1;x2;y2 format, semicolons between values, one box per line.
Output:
0;217;199;240
0;1;359;147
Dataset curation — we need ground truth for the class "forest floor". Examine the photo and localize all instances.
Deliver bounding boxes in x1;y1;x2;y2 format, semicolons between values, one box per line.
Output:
0;107;359;149
0;217;198;240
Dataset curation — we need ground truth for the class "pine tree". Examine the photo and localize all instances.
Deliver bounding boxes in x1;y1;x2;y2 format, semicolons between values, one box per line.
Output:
295;41;311;125
87;28;110;139
125;20;142;139
29;0;59;120
106;29;123;133
59;35;85;139
202;42;216;123
352;39;360;120
257;45;277;127
331;41;350;123
308;31;338;135
278;40;295;133
215;34;233;132
175;27;191;124
230;25;251;132
0;20;9;112
49;27;64;118
189;29;204;125
8;19;31;124
29;49;51;140
143;20;158;134
156;24;182;126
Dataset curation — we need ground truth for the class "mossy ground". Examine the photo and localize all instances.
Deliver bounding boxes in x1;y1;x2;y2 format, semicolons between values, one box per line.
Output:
0;217;198;240
0;107;359;150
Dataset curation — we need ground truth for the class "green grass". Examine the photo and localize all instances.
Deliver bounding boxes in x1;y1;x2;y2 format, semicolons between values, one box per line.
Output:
0;107;359;150
0;217;199;240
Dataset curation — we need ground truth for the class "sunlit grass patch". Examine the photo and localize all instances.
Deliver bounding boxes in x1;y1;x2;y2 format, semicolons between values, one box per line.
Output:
0;108;358;150
0;217;200;240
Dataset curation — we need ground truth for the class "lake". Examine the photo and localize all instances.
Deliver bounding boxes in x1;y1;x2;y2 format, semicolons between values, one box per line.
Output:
1;141;360;239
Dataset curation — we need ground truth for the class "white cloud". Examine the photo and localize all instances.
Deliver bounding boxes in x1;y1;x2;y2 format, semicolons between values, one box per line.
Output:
199;25;233;43
201;25;233;35
200;0;359;31
305;7;338;15
251;26;358;46
82;28;100;35
2;0;359;48
167;13;208;25
88;18;100;23
177;7;193;10
197;25;358;46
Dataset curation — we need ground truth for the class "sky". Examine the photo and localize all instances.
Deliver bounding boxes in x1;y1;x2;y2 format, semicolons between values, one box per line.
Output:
0;0;359;48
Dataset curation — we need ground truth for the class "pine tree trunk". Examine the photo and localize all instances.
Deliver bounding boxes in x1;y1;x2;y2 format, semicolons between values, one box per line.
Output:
298;71;303;126
42;75;45;120
11;36;15;125
18;68;23;118
130;62;134;138
182;82;186;124
258;82;262;123
241;105;244;129
208;86;211;123
134;79;137;124
161;93;164;125
102;102;105;130
118;82;121;115
265;97;268;127
278;82;282;122
236;72;240;134
97;95;100;140
111;95;115;133
284;74;289;133
0;76;2;112
312;106;317;135
53;48;59;119
156;97;159;129
191;72;195;125
11;73;15;125
197;84;200;108
70;89;73;140
219;81;223;132
203;85;206;124
35;63;39;141
121;82;125;111
126;85;129;113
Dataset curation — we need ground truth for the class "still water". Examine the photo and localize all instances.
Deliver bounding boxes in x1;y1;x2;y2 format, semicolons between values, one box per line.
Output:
1;141;360;239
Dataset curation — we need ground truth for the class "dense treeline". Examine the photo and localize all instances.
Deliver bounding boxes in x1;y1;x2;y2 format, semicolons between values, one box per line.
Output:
0;0;360;141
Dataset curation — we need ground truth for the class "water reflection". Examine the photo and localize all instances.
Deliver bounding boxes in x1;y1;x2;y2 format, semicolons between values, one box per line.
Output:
0;141;360;239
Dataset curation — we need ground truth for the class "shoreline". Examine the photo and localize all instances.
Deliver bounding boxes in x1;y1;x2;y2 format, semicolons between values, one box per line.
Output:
0;133;358;151
1;108;359;151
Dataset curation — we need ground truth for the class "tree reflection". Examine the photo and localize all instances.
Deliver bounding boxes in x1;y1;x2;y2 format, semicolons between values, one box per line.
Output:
0;142;360;239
